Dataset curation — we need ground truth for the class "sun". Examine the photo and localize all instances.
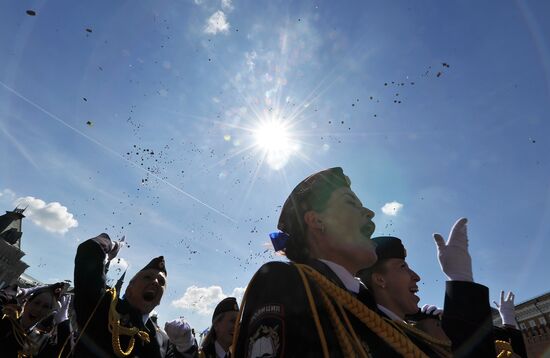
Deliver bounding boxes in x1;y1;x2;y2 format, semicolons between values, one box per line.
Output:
252;117;299;170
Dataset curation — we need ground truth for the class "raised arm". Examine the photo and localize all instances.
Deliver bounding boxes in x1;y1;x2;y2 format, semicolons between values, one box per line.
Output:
73;233;119;322
433;218;496;358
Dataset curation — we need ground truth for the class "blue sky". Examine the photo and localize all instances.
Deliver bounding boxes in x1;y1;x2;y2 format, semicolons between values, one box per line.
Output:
1;0;549;331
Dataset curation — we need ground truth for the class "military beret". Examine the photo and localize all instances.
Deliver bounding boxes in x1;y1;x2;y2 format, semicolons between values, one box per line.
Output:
139;256;167;276
212;297;239;322
371;236;407;260
28;282;66;302
277;167;350;240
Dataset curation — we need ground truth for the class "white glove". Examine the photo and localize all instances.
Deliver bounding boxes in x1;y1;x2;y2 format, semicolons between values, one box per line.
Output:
92;233;121;260
165;319;194;353
433;218;473;282
54;294;71;324
494;291;518;328
421;304;443;318
18;285;48;299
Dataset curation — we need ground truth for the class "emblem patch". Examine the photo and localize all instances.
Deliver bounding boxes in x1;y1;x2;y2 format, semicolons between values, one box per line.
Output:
247;324;281;358
246;304;284;357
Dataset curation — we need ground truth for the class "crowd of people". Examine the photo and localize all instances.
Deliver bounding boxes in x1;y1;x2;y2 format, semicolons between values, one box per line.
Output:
1;167;527;357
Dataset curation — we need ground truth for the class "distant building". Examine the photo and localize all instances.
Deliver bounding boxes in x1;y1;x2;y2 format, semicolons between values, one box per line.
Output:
0;208;30;288
493;291;550;358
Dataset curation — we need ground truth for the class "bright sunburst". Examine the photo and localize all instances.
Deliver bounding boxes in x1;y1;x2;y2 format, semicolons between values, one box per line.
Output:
252;117;299;170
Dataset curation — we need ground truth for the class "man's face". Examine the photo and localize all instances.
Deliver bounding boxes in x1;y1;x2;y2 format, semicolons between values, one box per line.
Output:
22;292;54;326
314;187;377;268
213;310;238;349
125;268;166;314
377;258;421;317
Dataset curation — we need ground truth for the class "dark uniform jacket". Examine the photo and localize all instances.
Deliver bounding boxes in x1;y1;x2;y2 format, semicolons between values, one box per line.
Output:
234;260;496;358
198;342;223;358
74;238;197;358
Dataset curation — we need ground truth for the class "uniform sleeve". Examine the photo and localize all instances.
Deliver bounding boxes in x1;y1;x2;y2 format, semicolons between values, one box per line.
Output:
73;237;109;327
442;281;497;358
494;326;528;358
233;262;331;358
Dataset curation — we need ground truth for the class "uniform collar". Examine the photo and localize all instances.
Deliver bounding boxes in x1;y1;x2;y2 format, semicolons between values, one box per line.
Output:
377;304;405;322
319;259;360;294
142;313;150;325
215;340;228;358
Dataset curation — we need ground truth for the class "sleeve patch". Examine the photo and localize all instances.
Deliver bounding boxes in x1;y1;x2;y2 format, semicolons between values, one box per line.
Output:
247;323;282;358
246;304;285;358
249;304;283;325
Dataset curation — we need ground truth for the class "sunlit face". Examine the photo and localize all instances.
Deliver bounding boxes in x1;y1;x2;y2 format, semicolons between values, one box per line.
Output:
374;258;421;318
22;292;54;327
213;310;238;350
125;269;166;314
312;186;377;268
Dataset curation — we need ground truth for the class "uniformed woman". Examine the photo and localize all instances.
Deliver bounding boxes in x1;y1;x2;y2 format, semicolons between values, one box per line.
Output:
199;297;239;358
0;282;71;358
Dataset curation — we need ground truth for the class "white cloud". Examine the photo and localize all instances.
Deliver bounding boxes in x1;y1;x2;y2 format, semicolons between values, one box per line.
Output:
221;0;233;11
172;285;246;315
231;287;245;302
14;196;78;234
0;189;15;200
381;201;404;216
204;11;230;35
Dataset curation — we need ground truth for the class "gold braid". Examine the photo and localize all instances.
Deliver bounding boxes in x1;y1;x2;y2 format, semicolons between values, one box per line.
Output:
294;261;331;358
495;340;514;358
2;308;33;358
296;264;429;358
318;289;355;356
336;301;370;358
388;320;452;358
107;288;150;357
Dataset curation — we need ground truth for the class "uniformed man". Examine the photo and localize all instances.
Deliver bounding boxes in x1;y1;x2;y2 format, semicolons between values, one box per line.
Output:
199;297;239;358
73;233;197;357
233;167;426;357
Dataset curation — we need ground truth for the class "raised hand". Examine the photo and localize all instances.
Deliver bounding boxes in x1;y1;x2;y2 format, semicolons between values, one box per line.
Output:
494;291;518;328
421;304;443;318
54;294;72;324
165;318;195;353
433;218;473;282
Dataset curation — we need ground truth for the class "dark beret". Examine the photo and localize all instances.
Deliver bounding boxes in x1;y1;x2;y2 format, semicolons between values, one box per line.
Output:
29;282;67;302
139;256;167;276
371;236;407;260
278;167;350;239
212;297;239;322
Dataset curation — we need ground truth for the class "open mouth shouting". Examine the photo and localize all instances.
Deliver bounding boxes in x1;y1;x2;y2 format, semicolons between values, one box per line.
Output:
143;288;159;302
410;286;420;302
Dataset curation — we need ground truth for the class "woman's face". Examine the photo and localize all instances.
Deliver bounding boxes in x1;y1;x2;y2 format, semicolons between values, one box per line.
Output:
313;186;378;269
374;258;421;318
22;292;54;326
214;311;239;349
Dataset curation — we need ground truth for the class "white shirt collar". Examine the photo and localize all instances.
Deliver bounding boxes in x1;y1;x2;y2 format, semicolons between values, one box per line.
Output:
377;304;405;322
215;340;228;358
319;259;360;294
142;313;150;325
